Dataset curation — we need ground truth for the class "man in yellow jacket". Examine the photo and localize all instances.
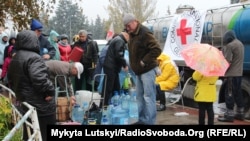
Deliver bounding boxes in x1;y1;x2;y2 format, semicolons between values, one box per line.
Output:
155;53;180;111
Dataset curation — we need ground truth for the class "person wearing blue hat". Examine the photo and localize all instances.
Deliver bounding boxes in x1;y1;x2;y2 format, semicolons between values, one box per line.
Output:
31;19;55;60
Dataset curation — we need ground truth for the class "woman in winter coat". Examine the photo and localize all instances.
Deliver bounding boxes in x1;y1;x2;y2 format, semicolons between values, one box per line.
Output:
1;45;14;86
58;34;72;62
192;71;218;125
48;30;60;60
8;30;56;141
4;37;16;60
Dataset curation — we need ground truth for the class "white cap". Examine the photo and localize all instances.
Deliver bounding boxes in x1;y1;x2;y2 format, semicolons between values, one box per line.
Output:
74;62;83;79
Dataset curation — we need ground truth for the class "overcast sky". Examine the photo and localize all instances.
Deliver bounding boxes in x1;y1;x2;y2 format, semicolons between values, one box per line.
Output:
80;0;231;20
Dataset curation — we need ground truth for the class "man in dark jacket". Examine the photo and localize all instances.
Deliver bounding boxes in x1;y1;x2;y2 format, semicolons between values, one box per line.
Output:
8;30;56;141
31;19;56;60
218;30;245;122
72;29;99;91
101;32;129;106
123;13;162;125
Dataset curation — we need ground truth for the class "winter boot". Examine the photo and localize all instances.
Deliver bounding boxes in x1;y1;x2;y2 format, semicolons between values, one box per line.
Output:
157;104;166;111
244;110;250;120
217;109;234;122
234;107;245;121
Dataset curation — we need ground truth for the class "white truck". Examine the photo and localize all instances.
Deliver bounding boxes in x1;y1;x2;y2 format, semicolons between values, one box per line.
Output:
143;2;250;119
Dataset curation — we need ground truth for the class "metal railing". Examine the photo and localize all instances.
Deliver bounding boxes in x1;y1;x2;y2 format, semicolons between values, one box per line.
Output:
1;84;42;141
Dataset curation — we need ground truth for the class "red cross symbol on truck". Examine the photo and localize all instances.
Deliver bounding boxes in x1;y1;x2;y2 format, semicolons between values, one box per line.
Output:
177;19;192;44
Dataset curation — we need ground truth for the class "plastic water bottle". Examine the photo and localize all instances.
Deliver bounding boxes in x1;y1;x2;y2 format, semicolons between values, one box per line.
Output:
101;107;110;125
111;91;120;107
72;104;84;123
82;101;89;111
43;48;48;54
111;105;129;125
119;90;126;105
107;104;113;124
121;92;130;110
129;87;136;96
101;115;109;125
129;92;139;121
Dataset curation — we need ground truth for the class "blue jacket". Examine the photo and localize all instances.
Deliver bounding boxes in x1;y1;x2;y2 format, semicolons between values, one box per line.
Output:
39;34;56;59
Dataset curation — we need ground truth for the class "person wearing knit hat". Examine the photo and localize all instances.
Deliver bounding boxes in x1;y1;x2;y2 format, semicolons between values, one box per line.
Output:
30;19;56;60
122;13;162;125
123;13;136;26
30;19;43;31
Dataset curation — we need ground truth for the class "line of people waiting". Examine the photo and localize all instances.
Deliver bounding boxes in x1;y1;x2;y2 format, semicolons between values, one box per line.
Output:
3;19;98;141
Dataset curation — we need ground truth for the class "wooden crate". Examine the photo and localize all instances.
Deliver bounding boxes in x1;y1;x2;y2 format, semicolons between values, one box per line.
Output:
56;97;70;122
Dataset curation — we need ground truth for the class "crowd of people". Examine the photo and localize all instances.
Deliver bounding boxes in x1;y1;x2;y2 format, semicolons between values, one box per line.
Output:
0;19;99;141
0;12;245;140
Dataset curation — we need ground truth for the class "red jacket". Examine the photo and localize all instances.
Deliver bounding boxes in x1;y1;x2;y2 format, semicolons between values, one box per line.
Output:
58;42;72;62
1;45;13;79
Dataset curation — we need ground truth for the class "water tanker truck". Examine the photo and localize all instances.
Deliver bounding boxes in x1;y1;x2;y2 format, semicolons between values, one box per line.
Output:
143;2;250;119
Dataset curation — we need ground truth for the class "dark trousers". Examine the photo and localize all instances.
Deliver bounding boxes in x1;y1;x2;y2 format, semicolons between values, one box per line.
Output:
23;114;56;141
101;68;120;106
39;114;56;141
75;66;92;91
197;102;214;125
156;84;166;105
224;77;244;110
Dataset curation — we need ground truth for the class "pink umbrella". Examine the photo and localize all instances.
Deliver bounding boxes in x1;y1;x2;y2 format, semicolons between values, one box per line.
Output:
180;43;229;76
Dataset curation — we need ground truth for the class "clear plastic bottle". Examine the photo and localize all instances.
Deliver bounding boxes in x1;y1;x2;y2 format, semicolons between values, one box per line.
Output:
121;92;130;110
101;115;109;125
43;48;48;54
72;104;84;124
129;92;139;121
82;101;89;112
119;90;126;105
129;87;136;96
111;91;120;107
111;105;129;125
81;101;89;125
101;107;110;125
107;104;113;124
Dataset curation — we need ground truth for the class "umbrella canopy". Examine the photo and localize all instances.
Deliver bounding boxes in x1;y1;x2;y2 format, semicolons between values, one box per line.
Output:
180;43;229;76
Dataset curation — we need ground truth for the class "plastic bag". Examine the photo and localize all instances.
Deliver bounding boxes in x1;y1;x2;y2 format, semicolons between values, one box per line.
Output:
83;102;102;125
122;73;135;90
122;75;131;90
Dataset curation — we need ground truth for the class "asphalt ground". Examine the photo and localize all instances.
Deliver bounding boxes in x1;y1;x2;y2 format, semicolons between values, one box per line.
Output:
156;103;250;125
